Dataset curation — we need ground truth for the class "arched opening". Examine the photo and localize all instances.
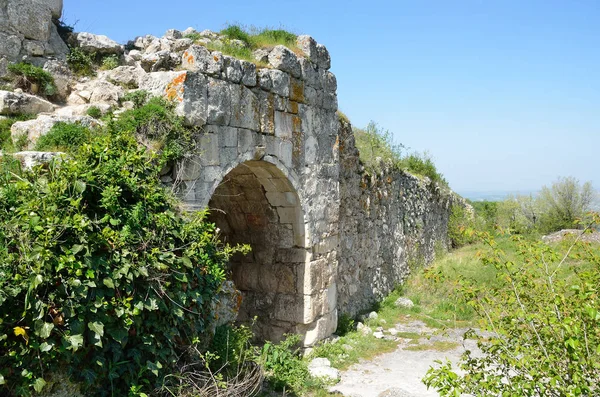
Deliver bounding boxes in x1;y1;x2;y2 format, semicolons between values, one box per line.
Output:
207;160;308;342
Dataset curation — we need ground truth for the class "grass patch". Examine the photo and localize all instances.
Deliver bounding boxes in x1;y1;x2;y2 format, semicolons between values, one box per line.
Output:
0;114;35;152
405;340;459;352
7;62;56;97
190;24;301;66
354;121;447;186
34;122;91;152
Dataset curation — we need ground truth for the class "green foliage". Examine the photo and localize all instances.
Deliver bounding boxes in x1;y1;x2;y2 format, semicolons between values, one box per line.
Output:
424;214;600;396
67;47;95;76
0;114;35;152
86;106;102;119
122;90;150;109
100;55;120;71
258;334;311;393
209;324;254;374
219;25;251;43
336;313;355;336
7;62;56;97
183;32;202;41
354;121;447;186
34;122;91;152
108;96;196;161
0;127;244;396
448;204;477;248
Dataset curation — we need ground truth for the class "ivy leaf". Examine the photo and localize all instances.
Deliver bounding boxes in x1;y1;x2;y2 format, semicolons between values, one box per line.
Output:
103;278;115;289
0;374;4;385
74;180;86;193
39;342;54;352
72;244;85;255
146;360;163;377
33;378;46;393
67;334;83;351
88;321;104;337
181;257;192;268
34;321;54;339
33;274;43;289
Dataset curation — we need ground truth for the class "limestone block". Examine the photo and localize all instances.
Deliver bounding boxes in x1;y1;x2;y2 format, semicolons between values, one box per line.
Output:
0;32;23;60
138;70;186;97
0;90;54;116
240;60;257;86
302;288;336;323
171;38;193;52
0;58;9;80
198;133;219;166
7;0;52;41
253;48;270;63
268;69;290;97
304;85;322;107
274;111;293;139
103;66;146;89
8;150;61;169
315;43;331;70
23;40;45;56
256;90;275;134
175;71;208;126
299;58;320;88
87;80;123;107
232;262;259;291
276;247;309;263
206;78;231;125
219;126;238;147
43;60;71;100
257;264;297;294
181;45;222;77
76;32;123;54
280;140;293;168
220;146;237;167
36;0;63;19
223;56;242;83
45;24;69;58
321;70;337;93
296;35;318;61
277;207;300;225
322;92;338;111
164;29;182;40
265;191;297;207
257;69;272;91
273;294;303;322
298;309;337;346
290;78;305;103
268;45;301;78
229;84;260;131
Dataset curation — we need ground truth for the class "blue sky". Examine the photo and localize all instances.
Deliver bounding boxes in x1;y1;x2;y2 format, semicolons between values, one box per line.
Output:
62;0;599;194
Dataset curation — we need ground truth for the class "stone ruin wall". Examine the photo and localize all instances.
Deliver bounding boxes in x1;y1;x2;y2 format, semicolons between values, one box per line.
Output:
0;0;457;344
337;120;456;316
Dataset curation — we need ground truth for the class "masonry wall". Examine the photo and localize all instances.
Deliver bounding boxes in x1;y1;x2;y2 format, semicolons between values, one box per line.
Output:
337;120;456;316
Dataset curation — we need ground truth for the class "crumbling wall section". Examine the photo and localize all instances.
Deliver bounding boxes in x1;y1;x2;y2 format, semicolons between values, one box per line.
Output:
337;120;456;316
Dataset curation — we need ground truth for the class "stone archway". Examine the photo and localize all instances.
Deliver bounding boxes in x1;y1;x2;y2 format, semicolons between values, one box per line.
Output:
207;160;309;342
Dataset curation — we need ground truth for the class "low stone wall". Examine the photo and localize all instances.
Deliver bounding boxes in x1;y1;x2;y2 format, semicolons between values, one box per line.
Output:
337;120;456;316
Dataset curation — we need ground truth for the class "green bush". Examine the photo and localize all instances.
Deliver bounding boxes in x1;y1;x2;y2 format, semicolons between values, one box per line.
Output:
34;122;91;152
220;24;251;44
122;90;149;108
448;204;477;248
67;47;95;76
7;62;56;97
0;114;35;152
0;127;245;396
424;215;600;396
258;334;311;393
108;96;196;161
100;55;119;70
86;106;102;119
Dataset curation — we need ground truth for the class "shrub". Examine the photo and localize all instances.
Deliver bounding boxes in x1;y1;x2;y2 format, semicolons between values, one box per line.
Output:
220;24;251;44
67;47;95;76
0;128;245;396
258;334;311;393
447;204;477;248
100;55;119;70
34;122;91;152
108;96;196;161
86;106;102;119
7;62;56;97
403;152;447;186
122;90;149;108
424;215;600;396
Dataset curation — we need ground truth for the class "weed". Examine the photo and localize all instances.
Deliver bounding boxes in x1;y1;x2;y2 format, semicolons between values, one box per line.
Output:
34;122;91;152
7;62;56;97
122;90;149;108
100;54;119;70
86;106;102;119
67;47;95;76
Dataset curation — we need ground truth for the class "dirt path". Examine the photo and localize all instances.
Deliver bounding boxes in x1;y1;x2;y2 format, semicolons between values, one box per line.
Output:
329;321;478;397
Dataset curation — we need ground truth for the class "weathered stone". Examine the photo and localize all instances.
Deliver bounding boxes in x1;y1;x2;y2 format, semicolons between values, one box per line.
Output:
394;297;414;308
0;32;23;60
256;90;275;134
321;70;337;93
268;69;290;97
0;90;54;115
315;43;331;70
140;50;173;72
11;114;99;149
240;61;257;86
53;103;111;117
0;58;8;80
253;48;270;63
9;150;62;170
308;357;340;381
171;38;193;52
206;77;231;125
296;35;318;60
164;29;182;40
23;40;45;56
268;45;301;78
299;58;320;88
181;45;222;76
87;80;124;106
229;84;259;130
223;56;242;83
175;71;208;126
44;24;69;58
43;60;72;100
76;32;123;54
103;66;146;88
257;69;272;91
7;0;52;41
182;27;197;37
275;111;293;139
